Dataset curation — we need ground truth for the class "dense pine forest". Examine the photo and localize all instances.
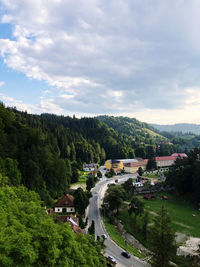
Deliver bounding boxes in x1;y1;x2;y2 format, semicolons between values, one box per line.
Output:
0;103;198;202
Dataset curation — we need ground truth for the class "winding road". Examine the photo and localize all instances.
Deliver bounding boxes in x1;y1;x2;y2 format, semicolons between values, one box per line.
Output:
87;170;150;267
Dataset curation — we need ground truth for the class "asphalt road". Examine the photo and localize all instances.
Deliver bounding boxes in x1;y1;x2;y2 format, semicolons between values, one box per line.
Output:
87;171;149;267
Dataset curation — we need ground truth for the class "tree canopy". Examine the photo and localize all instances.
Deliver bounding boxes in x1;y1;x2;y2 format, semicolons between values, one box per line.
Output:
151;206;176;267
0;184;105;267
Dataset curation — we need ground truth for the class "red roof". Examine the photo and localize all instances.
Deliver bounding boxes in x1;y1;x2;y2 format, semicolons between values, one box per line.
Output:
155;156;176;162
54;194;74;207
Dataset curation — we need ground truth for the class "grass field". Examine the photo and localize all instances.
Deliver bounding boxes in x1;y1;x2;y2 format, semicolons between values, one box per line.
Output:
70;171;89;189
103;217;146;259
140;193;200;238
118;193;200;241
143;172;161;179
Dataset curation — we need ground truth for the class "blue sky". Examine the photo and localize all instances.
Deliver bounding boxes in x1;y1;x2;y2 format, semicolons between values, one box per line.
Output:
1;0;200;124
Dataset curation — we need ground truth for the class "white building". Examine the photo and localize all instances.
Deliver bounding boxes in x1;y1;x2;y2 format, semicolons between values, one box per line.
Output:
54;194;75;213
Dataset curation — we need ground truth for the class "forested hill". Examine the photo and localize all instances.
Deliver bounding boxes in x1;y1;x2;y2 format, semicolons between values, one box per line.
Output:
152;123;200;135
96;116;200;153
0;104;192;202
96;115;164;140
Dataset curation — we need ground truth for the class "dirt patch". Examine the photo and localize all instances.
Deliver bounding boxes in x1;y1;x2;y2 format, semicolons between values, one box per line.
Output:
177;237;200;256
70;183;86;190
174;221;192;229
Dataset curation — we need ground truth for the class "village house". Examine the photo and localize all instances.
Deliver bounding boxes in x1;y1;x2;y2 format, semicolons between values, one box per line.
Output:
83;163;98;171
54;193;75;213
105;158;146;174
154;153;187;171
105;159;124;173
133;181;143;187
123;159;148;173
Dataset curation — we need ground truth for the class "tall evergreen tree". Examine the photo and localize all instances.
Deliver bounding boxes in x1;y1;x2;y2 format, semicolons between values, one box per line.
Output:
88;220;95;235
86;176;95;191
74;187;89;215
151;206;176;267
128;197;144;224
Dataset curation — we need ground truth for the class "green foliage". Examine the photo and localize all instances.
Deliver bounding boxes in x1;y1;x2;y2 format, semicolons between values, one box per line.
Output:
137;167;143;176
105;168;115;178
97;171;102;178
74;187;89;215
79;216;85;229
151;206;176;267
0;157;21;186
71;165;79;183
146;157;157;171
166;148;200;202
104;185;125;213
86;176;95;191
88;220;95;235
0;104;106;201
0;185;106;267
128;197;144;223
122;178;135;199
96;115;181;158
142;212;149;241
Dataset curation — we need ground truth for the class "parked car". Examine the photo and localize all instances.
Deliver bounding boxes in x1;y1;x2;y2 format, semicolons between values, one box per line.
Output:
107;255;116;264
121;251;131;258
101;234;107;239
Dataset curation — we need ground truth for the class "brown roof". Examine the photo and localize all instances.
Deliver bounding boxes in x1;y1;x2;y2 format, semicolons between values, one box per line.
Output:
54;194;74;207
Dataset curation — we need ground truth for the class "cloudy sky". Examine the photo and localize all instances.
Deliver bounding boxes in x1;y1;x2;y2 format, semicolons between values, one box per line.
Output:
0;0;200;124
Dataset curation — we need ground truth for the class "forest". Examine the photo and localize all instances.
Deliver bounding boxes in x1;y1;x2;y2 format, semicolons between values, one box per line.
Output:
0;103;198;202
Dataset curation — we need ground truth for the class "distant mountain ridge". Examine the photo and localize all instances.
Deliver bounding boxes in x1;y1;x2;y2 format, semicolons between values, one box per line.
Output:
152;123;200;135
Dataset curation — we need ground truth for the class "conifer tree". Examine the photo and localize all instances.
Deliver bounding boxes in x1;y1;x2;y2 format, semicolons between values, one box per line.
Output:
151;206;176;267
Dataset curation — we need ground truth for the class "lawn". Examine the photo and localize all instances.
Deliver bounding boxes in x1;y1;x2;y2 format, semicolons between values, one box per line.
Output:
103;217;146;259
70;171;89;189
118;193;200;241
139;193;200;238
142;172;161;179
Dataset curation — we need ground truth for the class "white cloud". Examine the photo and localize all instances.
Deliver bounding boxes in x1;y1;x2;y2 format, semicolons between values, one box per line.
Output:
0;81;5;87
0;94;38;113
1;0;200;122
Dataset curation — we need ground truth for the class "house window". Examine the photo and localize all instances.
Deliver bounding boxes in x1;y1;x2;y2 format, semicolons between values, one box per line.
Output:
71;208;73;211
57;209;60;211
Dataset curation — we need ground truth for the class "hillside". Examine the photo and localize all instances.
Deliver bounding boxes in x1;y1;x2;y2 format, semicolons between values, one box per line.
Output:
0;104;163;201
0;104;196;202
97;115;161;138
152;123;200;135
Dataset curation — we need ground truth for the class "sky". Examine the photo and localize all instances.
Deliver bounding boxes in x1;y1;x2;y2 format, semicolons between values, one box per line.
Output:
0;0;200;124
